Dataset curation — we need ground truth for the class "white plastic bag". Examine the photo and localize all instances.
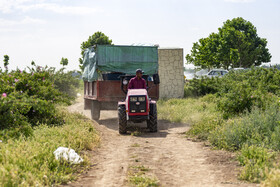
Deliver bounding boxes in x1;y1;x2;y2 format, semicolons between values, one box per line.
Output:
53;147;83;164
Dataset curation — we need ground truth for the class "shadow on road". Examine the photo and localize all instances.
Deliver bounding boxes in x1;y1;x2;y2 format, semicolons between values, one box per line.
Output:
97;117;118;131
97;114;190;138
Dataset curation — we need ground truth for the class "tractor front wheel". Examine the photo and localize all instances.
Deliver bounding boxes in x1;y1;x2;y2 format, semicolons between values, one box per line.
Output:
147;104;158;132
118;105;127;134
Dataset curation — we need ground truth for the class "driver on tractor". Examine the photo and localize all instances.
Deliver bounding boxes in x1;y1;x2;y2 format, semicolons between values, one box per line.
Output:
128;69;147;89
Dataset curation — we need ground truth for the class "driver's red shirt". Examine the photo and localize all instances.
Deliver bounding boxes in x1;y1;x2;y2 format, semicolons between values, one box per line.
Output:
128;77;147;89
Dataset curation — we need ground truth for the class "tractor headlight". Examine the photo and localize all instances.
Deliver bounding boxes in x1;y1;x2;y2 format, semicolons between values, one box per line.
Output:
138;97;146;102
130;97;137;102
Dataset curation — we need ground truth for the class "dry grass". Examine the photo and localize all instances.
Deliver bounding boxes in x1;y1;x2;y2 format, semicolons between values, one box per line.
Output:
0;108;100;186
157;96;218;125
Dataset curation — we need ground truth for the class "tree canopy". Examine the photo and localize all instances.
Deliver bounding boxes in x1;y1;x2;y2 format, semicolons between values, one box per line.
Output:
3;55;9;67
79;31;113;70
60;57;68;67
3;55;9;71
186;17;271;70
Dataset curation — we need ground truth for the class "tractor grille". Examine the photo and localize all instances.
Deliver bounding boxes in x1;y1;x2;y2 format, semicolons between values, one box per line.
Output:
129;96;146;113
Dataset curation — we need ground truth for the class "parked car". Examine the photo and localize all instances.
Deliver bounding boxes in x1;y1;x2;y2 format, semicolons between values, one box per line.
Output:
206;69;228;78
231;68;245;71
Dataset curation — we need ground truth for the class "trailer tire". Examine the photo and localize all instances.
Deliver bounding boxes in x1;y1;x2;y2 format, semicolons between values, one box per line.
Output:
147;104;157;132
84;99;91;110
91;100;100;120
118;105;127;134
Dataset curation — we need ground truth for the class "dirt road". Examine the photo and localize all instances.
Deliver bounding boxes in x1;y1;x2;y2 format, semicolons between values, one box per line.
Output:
67;99;257;187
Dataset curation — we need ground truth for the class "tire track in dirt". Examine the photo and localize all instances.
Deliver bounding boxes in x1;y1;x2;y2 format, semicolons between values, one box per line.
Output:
67;99;257;187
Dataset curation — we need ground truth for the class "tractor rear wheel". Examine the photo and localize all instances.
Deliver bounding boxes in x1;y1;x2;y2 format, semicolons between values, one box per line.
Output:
91;100;100;120
147;104;158;132
118;105;127;134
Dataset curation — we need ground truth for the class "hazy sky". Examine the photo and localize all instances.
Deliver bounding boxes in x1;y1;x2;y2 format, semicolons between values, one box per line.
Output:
0;0;279;70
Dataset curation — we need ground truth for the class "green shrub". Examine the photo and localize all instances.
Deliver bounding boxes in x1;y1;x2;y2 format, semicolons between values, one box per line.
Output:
216;68;280;117
0;65;80;139
200;93;217;103
209;104;280;151
237;145;275;183
217;90;278;119
184;76;221;97
0;69;65;135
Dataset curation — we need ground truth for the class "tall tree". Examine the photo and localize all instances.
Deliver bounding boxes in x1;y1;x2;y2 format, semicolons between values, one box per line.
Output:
79;31;113;70
186;17;271;70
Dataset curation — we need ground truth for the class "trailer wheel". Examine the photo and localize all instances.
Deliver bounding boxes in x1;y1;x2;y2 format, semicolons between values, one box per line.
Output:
147;104;158;132
91;100;100;120
118;105;127;134
84;99;91;110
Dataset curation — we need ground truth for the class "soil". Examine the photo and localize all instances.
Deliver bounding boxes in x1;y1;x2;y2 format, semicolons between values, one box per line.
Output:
67;98;258;187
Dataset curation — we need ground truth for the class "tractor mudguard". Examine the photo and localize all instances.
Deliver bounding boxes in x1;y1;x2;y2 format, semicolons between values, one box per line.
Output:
149;100;156;105
118;101;126;106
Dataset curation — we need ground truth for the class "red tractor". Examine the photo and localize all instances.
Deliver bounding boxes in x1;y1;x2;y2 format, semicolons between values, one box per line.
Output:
117;75;159;134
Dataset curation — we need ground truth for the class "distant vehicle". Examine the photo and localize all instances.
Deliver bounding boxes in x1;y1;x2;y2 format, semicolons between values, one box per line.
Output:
192;69;208;79
231;68;245;71
205;69;228;78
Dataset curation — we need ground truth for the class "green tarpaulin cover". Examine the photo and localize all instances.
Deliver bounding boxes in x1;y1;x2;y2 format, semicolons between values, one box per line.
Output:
82;45;158;82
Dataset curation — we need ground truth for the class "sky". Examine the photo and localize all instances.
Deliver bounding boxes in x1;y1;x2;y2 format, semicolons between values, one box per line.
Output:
0;0;279;71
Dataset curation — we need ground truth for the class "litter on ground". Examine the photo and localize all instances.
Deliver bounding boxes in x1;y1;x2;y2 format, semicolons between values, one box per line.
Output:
53;147;83;164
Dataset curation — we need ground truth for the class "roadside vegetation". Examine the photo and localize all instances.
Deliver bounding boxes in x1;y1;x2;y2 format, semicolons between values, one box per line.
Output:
158;67;280;185
0;111;99;186
0;59;99;186
128;165;159;187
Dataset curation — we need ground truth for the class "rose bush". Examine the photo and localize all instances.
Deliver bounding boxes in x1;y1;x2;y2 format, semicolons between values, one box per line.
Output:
0;64;80;139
